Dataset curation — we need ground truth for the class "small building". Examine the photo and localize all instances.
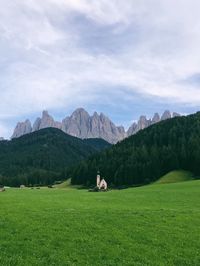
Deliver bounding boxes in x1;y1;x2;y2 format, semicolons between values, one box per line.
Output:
96;171;108;190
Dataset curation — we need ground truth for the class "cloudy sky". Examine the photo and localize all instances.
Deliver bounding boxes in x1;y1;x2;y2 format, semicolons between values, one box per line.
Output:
1;0;200;138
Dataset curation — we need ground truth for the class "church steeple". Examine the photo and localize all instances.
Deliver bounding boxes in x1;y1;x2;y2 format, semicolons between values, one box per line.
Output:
96;171;100;188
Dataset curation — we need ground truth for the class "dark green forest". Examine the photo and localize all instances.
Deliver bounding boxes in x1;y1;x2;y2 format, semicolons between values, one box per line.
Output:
2;112;200;187
0;128;110;186
69;112;200;186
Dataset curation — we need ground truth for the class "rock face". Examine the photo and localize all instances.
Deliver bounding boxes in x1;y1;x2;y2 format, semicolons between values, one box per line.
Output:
152;113;160;124
173;112;181;118
39;111;59;129
127;116;151;137
32;118;42;132
32;111;61;132
11;109;180;143
161;110;171;120
62;108;91;138
137;116;151;130
62;108;125;143
12;119;32;139
90;112;125;143
127;110;181;137
127;122;137;137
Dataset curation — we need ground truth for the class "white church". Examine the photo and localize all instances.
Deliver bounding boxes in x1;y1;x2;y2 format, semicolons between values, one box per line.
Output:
96;171;107;190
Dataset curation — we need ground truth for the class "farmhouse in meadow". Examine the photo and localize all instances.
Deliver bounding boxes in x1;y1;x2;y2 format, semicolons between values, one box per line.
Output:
96;171;108;190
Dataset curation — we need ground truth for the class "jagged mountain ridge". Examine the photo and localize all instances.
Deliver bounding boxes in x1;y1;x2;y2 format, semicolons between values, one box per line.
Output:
127;111;180;137
11;108;180;143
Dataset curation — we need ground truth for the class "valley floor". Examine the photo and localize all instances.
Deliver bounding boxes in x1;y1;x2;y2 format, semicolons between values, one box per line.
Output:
0;181;200;266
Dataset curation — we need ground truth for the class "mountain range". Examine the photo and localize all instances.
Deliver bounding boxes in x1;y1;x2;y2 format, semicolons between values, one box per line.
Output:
2;110;200;187
11;108;180;144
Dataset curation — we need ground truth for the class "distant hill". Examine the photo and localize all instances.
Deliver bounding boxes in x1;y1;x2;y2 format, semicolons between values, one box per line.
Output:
0;128;111;186
155;170;195;184
69;112;200;186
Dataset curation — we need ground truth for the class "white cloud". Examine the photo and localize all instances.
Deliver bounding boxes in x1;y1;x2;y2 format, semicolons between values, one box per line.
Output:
48;0;135;25
1;0;200;137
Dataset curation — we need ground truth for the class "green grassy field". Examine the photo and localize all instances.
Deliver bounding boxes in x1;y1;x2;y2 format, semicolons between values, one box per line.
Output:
155;170;195;184
0;181;200;266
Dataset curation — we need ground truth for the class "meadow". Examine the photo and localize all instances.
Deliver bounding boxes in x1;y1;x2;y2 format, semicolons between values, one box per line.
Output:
0;180;200;266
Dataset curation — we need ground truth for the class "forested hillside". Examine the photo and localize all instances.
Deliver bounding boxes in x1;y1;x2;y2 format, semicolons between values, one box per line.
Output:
69;112;200;186
0;128;110;186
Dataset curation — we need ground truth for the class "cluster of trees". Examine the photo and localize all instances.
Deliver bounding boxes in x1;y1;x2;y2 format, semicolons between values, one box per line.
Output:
0;128;110;186
0;170;60;187
69;112;200;186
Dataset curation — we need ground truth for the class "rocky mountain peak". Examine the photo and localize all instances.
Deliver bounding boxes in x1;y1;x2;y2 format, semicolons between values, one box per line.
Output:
117;126;126;135
11;119;32;139
99;112;108;121
152;113;160;124
92;111;98;117
173;112;181;117
34;110;61;130
161;110;171;120
32;117;42;132
137;115;150;130
42;110;49;117
127;110;180;137
71;108;90;121
39;110;55;129
127;122;137;137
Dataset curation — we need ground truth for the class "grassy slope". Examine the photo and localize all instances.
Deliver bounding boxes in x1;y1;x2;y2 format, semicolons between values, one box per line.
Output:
155;170;195;184
0;181;200;266
53;179;83;189
53;179;72;189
